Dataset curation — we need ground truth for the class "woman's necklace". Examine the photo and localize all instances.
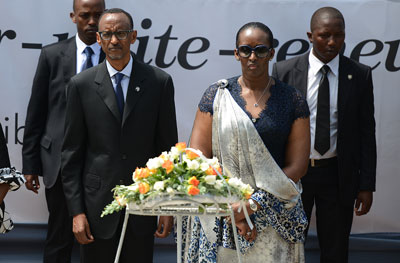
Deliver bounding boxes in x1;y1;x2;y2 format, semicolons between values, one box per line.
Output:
253;77;272;107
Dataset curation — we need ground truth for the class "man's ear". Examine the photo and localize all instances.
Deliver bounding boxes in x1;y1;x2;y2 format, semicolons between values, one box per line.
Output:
307;32;313;43
130;30;138;44
96;32;101;46
70;12;76;24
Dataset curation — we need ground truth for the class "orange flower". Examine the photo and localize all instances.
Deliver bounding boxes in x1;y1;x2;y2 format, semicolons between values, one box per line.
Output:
188;176;200;186
162;160;174;174
133;167;151;180
185;150;199;160
244;193;252;200
187;185;200;195
206;166;222;175
205;166;216;175
138;182;150;194
175;142;187;152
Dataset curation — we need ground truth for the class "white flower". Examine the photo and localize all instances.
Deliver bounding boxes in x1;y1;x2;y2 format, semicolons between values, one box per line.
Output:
160;151;170;160
187;159;200;170
127;184;139;192
240;183;253;193
170;147;180;160
200;162;210;171
117;196;127;206
154;181;165;191
167;187;174;194
146;157;164;169
207;157;219;166
182;154;190;163
204;175;216;185
215;180;224;190
227;177;242;188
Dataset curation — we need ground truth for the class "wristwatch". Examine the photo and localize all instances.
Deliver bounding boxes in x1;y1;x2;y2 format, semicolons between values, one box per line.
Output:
248;199;258;212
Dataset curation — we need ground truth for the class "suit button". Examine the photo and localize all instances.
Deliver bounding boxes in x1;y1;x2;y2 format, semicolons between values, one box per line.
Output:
119;180;124;184
122;154;127;160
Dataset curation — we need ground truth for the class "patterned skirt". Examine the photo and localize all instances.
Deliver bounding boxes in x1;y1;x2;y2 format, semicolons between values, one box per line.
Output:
180;191;307;262
0;167;26;233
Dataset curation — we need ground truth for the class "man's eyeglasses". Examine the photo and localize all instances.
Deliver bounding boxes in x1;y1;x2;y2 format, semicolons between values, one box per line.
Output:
98;30;133;40
237;45;272;58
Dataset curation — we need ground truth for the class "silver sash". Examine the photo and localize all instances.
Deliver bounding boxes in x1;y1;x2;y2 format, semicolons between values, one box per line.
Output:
197;79;302;245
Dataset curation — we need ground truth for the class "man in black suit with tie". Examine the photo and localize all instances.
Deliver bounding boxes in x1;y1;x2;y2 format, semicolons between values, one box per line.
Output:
22;0;105;262
61;8;178;262
272;7;376;263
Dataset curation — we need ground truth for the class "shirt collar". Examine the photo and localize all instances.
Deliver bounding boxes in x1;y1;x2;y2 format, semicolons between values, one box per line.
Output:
106;54;133;78
75;33;101;57
308;48;339;77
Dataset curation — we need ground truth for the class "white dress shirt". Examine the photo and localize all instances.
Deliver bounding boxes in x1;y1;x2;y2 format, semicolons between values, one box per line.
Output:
307;49;339;159
75;33;102;74
106;55;133;101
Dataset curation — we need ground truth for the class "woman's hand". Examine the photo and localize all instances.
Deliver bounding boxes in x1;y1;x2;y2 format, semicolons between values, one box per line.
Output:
230;200;260;223
0;183;10;204
283;117;310;182
235;219;257;242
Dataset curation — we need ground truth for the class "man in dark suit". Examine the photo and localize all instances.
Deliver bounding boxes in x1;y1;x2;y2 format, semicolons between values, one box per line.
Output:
61;8;178;262
22;0;105;261
272;7;376;263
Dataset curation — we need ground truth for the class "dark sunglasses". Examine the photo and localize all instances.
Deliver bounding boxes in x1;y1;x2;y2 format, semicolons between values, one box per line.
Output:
237;45;272;58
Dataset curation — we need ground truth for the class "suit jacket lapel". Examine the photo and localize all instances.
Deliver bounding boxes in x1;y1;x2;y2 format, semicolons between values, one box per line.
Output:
337;55;352;125
99;49;106;64
62;37;77;82
293;53;309;97
95;62;122;123
122;58;146;126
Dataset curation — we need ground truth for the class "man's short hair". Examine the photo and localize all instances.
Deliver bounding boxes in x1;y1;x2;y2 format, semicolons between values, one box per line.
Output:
99;8;134;29
310;7;345;31
73;0;106;11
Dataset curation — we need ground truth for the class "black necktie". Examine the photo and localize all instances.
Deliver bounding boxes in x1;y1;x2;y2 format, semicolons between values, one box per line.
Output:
83;47;94;70
114;73;125;117
315;65;330;156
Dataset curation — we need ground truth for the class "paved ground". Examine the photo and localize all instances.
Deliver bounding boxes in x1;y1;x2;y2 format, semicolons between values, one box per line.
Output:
1;224;399;262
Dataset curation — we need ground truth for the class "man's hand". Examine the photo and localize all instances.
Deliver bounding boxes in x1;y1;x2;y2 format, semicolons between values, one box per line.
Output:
73;213;94;244
154;216;173;238
24;174;40;194
354;190;373;216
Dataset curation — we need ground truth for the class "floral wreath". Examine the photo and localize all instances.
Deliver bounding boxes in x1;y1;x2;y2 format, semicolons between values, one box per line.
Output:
102;142;254;217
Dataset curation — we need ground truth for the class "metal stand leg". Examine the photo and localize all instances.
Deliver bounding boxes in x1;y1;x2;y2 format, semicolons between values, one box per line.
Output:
114;211;130;263
230;210;243;263
176;215;182;263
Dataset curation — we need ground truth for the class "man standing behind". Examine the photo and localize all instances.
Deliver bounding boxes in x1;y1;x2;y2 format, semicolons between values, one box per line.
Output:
61;8;178;262
272;7;376;263
22;0;105;262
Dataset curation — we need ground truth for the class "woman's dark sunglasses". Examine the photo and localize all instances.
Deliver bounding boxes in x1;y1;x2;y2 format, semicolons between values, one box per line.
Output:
237;45;271;58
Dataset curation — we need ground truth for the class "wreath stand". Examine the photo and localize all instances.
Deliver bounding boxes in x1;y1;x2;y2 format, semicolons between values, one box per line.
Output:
114;194;243;263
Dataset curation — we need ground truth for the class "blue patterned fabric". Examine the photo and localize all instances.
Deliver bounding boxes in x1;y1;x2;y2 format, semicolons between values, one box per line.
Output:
199;76;310;168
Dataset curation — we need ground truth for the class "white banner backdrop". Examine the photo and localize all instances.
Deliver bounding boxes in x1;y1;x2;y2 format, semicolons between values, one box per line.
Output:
0;0;399;233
